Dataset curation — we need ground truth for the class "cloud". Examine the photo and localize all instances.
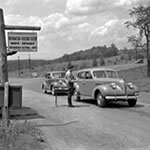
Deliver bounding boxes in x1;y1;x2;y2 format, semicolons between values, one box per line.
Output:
115;0;150;6
90;19;118;36
88;18;132;48
65;0;115;16
5;14;43;28
115;0;138;6
78;22;89;28
4;0;60;17
6;0;52;5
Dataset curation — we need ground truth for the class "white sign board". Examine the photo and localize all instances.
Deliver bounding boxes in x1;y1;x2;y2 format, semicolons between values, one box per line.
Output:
8;32;37;52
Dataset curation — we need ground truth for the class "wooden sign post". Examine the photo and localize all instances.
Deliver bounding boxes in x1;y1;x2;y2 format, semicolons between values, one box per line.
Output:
0;8;41;129
0;9;8;84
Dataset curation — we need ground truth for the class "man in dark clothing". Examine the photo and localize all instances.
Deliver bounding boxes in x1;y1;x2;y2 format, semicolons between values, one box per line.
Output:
65;64;75;107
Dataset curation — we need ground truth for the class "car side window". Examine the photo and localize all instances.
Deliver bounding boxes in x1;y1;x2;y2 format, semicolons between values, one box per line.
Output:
45;73;51;79
106;70;118;78
77;72;85;79
93;71;106;78
85;71;92;79
77;72;81;79
48;73;51;79
80;72;85;79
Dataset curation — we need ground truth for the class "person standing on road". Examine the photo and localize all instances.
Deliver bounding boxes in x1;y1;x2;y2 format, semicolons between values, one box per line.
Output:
65;64;75;107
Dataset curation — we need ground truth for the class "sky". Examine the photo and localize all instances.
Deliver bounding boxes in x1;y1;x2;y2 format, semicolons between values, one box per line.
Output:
0;0;149;60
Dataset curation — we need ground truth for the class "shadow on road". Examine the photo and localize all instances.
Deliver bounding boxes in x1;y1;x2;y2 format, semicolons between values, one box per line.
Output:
76;99;145;109
36;120;79;128
0;107;44;120
55;104;90;108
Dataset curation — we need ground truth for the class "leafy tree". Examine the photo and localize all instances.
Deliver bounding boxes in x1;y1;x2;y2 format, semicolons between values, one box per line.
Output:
103;44;118;57
110;43;118;56
67;61;73;69
99;56;105;66
125;5;150;77
128;35;142;60
92;58;98;67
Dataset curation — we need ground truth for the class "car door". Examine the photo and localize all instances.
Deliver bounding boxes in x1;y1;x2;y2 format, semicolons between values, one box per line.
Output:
82;71;95;96
45;73;54;90
44;73;50;89
76;71;86;95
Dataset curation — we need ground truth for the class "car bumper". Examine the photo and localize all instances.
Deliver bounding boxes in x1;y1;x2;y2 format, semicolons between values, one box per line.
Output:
105;95;139;100
54;87;68;93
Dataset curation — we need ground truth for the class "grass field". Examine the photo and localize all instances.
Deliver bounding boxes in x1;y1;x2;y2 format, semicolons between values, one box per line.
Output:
8;59;150;92
118;65;150;92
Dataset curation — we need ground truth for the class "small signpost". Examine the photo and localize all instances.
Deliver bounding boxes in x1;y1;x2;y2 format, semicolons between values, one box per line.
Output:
0;8;41;130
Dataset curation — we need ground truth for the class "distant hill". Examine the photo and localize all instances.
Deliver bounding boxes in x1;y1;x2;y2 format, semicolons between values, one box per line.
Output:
8;43;119;71
54;44;119;63
8;43;145;77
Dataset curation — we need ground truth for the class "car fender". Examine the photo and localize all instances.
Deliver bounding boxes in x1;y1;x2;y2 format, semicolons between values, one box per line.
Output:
92;85;110;99
41;81;46;89
50;82;57;89
126;83;140;94
74;82;80;93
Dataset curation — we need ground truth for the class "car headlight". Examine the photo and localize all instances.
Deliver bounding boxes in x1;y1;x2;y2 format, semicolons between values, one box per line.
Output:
59;80;67;86
59;80;63;84
127;83;134;89
110;83;117;89
54;82;58;86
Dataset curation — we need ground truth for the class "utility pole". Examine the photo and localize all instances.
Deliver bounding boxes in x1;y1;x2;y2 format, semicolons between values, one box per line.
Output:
18;56;21;77
28;54;32;74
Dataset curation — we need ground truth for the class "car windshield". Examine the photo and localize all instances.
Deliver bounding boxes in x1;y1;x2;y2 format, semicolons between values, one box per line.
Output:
52;72;65;78
106;70;118;78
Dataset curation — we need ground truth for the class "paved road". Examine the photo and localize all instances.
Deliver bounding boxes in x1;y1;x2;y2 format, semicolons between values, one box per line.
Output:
9;77;150;150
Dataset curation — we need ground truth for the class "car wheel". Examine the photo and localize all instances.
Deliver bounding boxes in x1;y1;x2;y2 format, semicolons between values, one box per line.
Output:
51;86;56;96
96;92;106;107
73;89;80;101
42;85;47;93
128;99;137;107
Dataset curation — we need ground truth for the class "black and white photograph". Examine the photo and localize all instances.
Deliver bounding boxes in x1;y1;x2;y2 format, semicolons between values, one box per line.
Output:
0;0;150;150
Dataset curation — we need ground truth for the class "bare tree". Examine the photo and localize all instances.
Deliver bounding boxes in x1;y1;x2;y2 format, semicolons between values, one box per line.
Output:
125;5;150;77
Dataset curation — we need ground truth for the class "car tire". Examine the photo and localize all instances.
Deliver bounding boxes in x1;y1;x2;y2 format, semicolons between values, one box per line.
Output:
51;86;56;96
96;92;106;107
42;85;47;93
73;89;80;101
128;99;137;107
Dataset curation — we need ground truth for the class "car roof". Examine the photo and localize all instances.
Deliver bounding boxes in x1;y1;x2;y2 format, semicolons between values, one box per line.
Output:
46;71;65;74
77;67;116;73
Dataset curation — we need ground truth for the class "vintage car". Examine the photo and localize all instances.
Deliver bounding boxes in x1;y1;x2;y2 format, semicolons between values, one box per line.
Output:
41;71;68;95
73;67;140;107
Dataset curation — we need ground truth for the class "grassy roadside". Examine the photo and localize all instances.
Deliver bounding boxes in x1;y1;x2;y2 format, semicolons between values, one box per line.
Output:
0;120;48;150
118;65;150;92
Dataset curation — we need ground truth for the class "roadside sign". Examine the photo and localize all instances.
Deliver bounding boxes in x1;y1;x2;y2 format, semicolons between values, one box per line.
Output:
8;32;38;52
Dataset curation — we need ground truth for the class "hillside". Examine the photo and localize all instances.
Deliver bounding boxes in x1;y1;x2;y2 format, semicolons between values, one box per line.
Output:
55;44;118;63
8;43;145;78
8;44;138;72
8;44;119;71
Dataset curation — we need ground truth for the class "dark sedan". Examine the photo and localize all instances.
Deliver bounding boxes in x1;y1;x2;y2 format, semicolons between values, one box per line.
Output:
41;71;68;95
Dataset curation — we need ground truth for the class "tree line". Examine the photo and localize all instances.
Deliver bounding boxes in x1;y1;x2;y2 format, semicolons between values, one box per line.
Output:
55;43;118;63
